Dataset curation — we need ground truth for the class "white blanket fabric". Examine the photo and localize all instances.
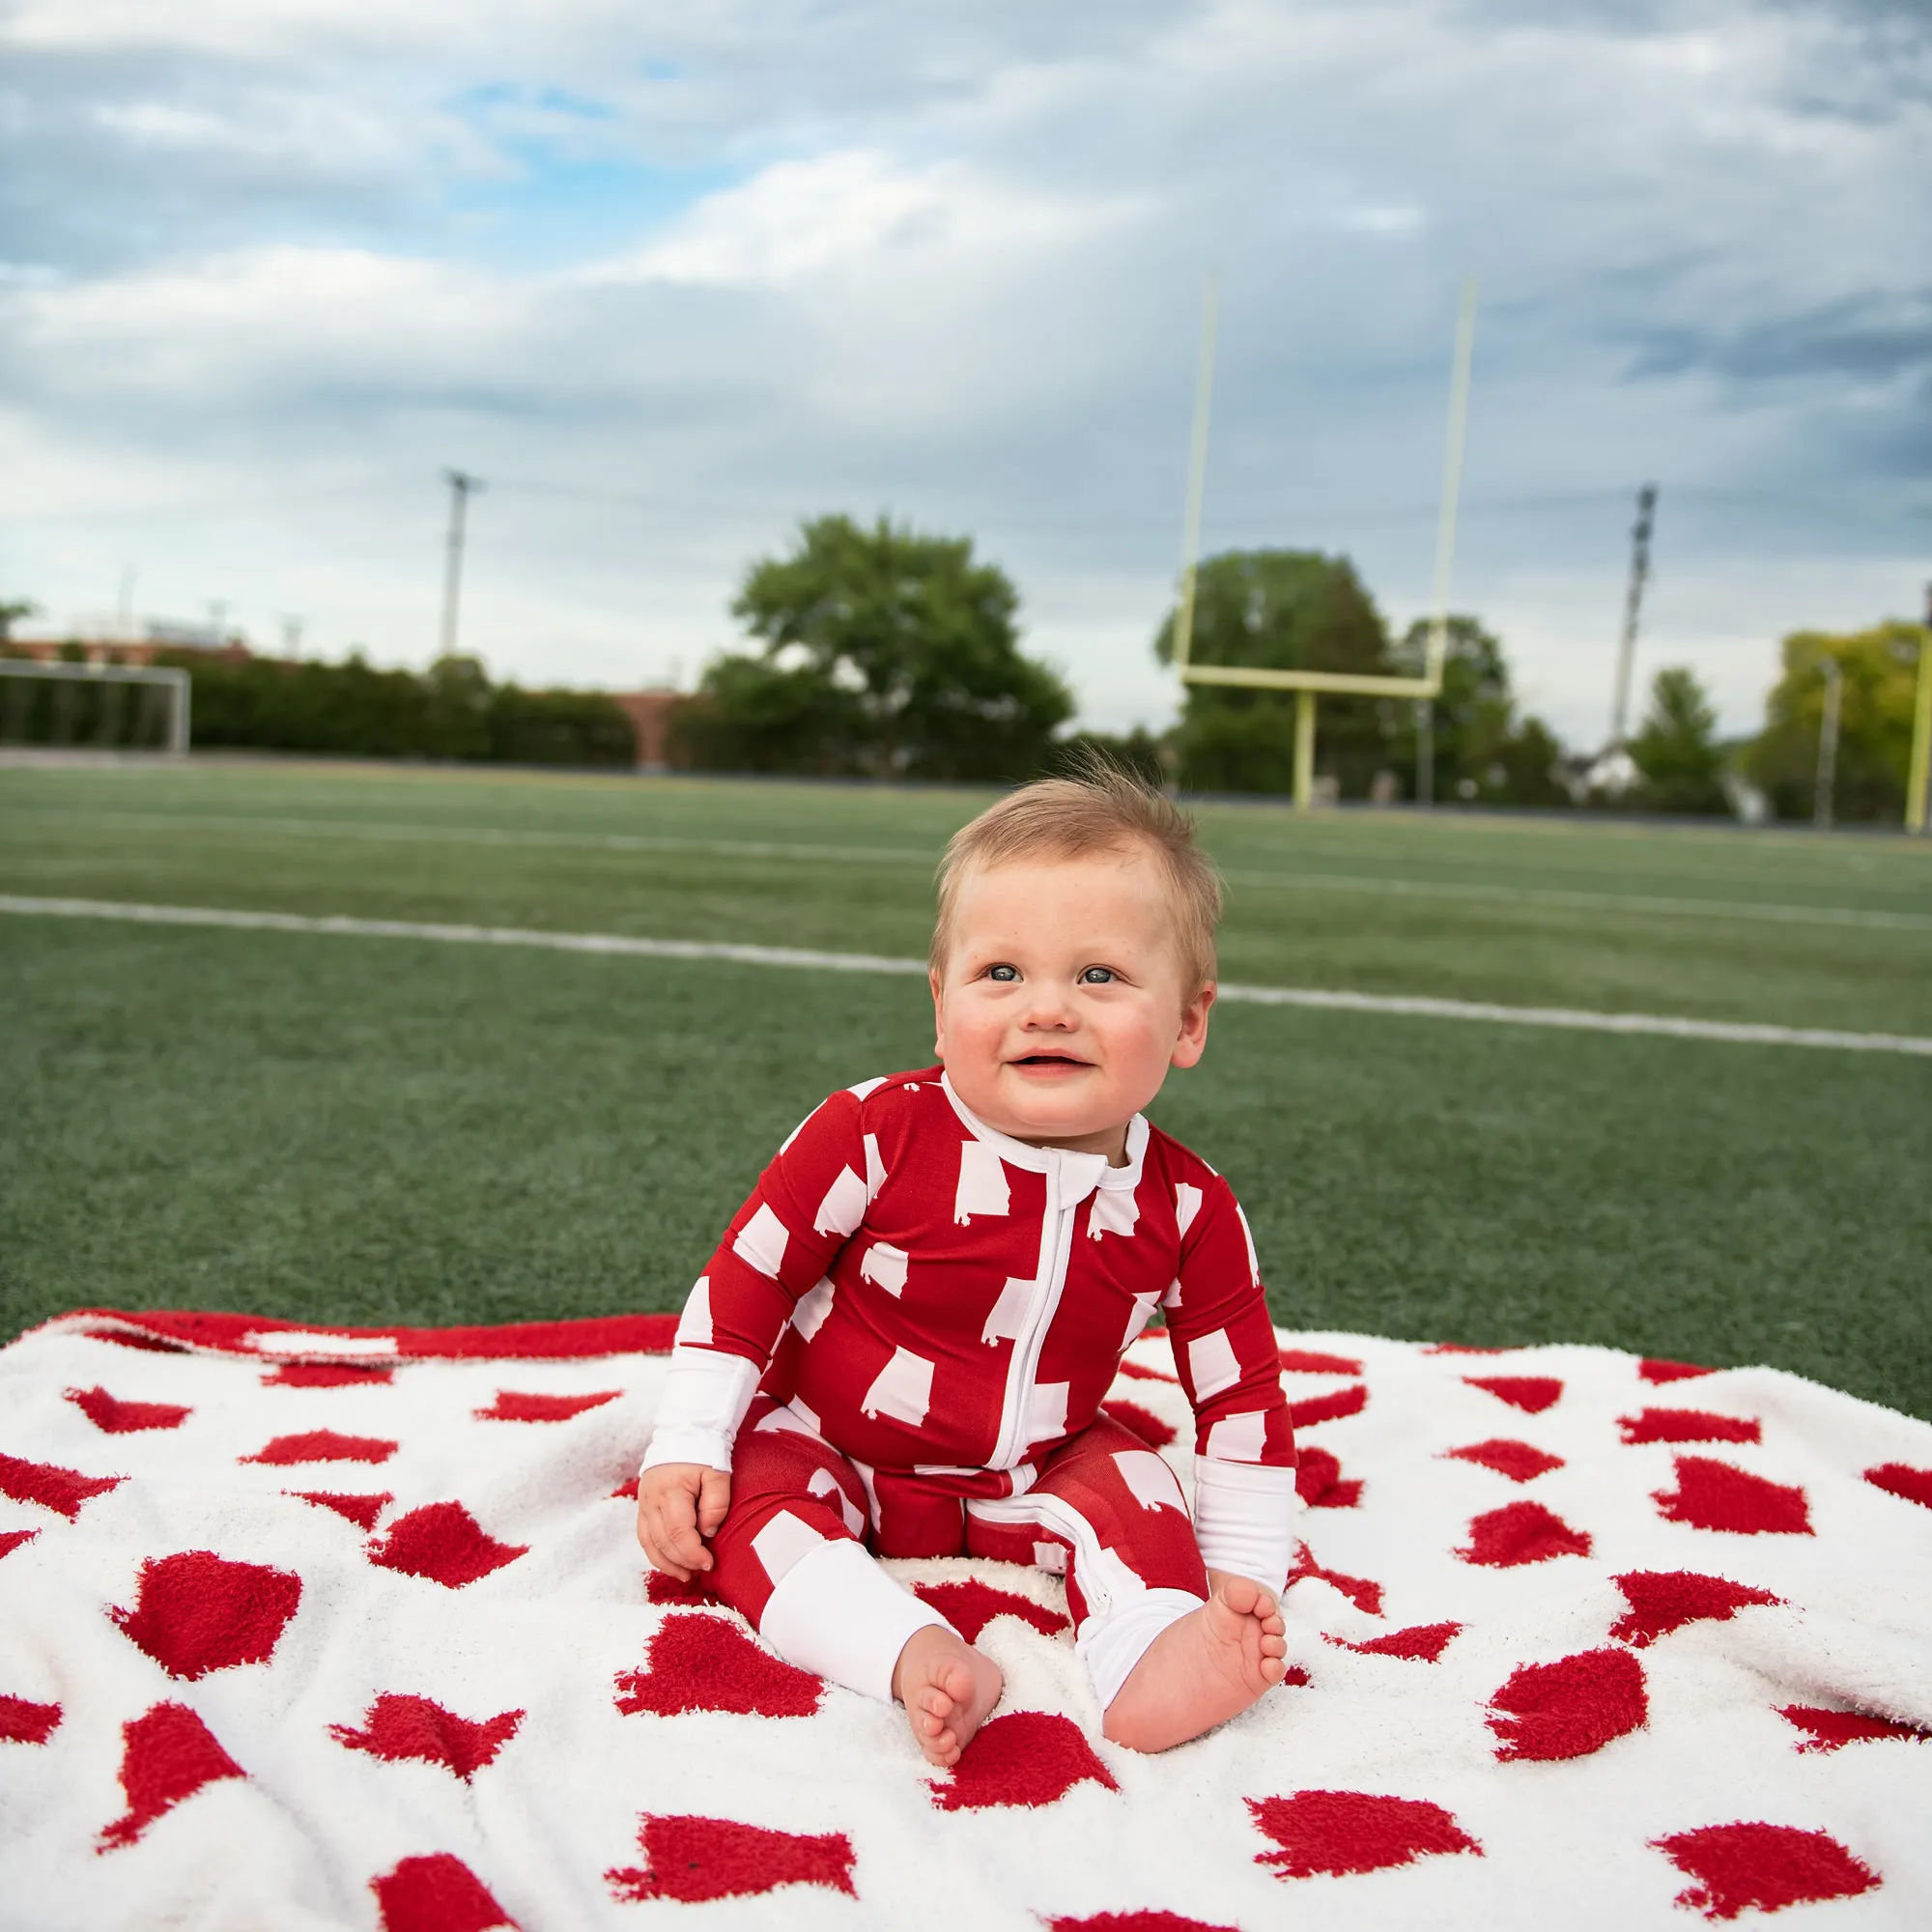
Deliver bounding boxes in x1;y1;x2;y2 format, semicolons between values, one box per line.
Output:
2;1307;1929;1930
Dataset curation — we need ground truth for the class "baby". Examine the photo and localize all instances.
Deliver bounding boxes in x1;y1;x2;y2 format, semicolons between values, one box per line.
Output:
636;765;1295;1764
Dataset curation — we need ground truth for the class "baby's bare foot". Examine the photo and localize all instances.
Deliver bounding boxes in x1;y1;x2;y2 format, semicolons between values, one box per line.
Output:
892;1624;1004;1769
1101;1571;1289;1754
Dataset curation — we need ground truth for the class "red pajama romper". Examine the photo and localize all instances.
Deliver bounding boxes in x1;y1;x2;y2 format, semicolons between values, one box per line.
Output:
640;1068;1298;1708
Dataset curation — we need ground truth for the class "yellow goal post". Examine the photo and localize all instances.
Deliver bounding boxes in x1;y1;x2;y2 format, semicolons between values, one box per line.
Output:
1170;275;1478;808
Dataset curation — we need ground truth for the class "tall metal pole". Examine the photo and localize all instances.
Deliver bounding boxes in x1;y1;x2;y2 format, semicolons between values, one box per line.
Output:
1171;272;1220;675
1418;275;1478;807
1609;484;1658;749
1908;583;1932;836
440;469;484;663
1813;655;1841;830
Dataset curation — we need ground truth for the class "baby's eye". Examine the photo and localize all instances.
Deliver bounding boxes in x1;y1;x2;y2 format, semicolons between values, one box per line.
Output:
1079;967;1117;984
987;964;1019;982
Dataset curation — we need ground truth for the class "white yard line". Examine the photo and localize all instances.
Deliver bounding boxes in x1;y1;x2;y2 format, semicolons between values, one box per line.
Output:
13;807;1929;933
6;893;1929;1059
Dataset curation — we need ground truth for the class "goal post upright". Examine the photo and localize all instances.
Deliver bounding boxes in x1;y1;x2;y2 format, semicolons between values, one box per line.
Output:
1170;274;1478;810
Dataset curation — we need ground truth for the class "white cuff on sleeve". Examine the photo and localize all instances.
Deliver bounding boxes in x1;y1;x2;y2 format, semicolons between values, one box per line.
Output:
1192;1457;1297;1596
639;1347;760;1474
757;1538;953;1702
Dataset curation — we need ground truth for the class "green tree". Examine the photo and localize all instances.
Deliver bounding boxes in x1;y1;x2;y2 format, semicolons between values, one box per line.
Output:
1744;621;1925;822
1387;616;1570;807
0;599;38;645
1153;550;1392;795
1630;667;1728;814
674;514;1073;781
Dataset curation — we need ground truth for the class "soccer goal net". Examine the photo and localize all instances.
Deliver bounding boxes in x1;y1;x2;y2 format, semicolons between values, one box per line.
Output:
0;659;190;755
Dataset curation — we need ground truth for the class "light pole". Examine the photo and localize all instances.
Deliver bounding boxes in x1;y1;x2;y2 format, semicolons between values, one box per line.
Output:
1812;655;1841;830
440;469;485;663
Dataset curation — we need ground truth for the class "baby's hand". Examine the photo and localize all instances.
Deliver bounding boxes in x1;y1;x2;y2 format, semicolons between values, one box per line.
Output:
636;1463;732;1580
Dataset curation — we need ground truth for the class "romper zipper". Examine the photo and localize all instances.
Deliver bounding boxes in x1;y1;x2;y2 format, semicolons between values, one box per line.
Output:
989;1158;1079;1470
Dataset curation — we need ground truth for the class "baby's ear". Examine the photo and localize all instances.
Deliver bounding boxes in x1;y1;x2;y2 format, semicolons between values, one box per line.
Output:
1170;982;1215;1068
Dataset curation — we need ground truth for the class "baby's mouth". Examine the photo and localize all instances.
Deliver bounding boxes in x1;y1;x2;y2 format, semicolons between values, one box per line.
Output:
1011;1053;1091;1071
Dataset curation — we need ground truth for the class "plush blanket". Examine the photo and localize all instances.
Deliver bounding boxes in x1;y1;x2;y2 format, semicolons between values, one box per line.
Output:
2;1307;1929;1931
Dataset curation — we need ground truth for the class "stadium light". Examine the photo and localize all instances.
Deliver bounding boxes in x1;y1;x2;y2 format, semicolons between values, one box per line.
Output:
1170;275;1478;810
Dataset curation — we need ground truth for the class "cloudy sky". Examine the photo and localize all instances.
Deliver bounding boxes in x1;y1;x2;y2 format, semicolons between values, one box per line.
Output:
3;0;1927;743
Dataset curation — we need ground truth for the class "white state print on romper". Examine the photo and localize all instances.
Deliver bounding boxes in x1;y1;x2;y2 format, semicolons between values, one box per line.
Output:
859;1240;910;1297
732;1202;789;1278
847;1076;889;1100
1033;1539;1068;1574
1113;1448;1186;1513
751;1508;826;1587
1121;1292;1162;1350
1235;1203;1261;1286
808;1466;867;1538
981;1276;1035;1346
813;1166;868;1238
1204;1409;1270;1463
1025;1379;1070;1444
1188;1327;1242;1400
1088;1187;1141;1240
953;1140;1011;1223
861;1348;934;1428
674;1277;713;1347
1173;1180;1203;1238
1160;1275;1183;1311
780;1102;824;1153
864;1132;887;1202
753;1401;825;1442
790;1277;835;1342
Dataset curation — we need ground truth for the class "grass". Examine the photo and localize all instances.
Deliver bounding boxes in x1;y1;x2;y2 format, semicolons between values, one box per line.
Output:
3;756;1929;1418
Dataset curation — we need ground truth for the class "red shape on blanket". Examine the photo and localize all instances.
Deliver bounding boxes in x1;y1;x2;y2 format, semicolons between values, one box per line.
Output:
1329;1622;1462;1662
1278;1348;1363;1376
1651;1822;1880;1920
1488;1648;1647;1761
65;1385;191;1433
1653;1457;1811;1535
330;1693;525;1779
263;1360;394;1387
607;1814;857;1903
112;1550;301;1678
929;1710;1119;1811
645;1569;715;1606
914;1578;1071;1643
86;1324;189;1352
1458;1500;1591;1567
1100;1399;1177;1449
1048;1915;1240;1932
1463;1375;1562;1414
292;1490;392;1530
368;1503;528;1588
1116;1359;1178;1384
97;1701;243;1850
0;1449;123;1519
1608;1571;1783;1648
372;1853;519;1930
1443;1438;1564;1483
1640;1357;1716;1384
244;1429;397;1466
0;1529;40;1560
1;1694;62;1744
1289;1384;1368;1429
611;1476;639;1500
1247;1789;1482;1879
1778;1705;1931;1753
474;1389;621;1422
1295;1445;1362;1509
614;1611;822;1718
1287;1549;1384;1615
1863;1462;1932;1510
1618;1408;1761;1446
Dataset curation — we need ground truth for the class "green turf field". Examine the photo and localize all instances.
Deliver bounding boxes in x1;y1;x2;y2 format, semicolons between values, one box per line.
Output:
4;755;1929;1418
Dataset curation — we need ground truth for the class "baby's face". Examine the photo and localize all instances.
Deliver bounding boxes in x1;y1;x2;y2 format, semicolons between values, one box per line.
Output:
930;846;1213;1162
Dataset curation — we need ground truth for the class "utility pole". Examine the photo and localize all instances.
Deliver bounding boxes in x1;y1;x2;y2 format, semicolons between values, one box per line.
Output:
1608;484;1658;748
1813;655;1841;830
440;469;485;663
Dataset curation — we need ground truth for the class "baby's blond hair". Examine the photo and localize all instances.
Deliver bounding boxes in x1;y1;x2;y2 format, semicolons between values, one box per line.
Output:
929;757;1223;997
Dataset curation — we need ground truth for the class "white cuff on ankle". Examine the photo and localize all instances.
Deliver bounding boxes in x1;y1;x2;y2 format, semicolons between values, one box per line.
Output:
1080;1587;1205;1712
757;1537;954;1703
